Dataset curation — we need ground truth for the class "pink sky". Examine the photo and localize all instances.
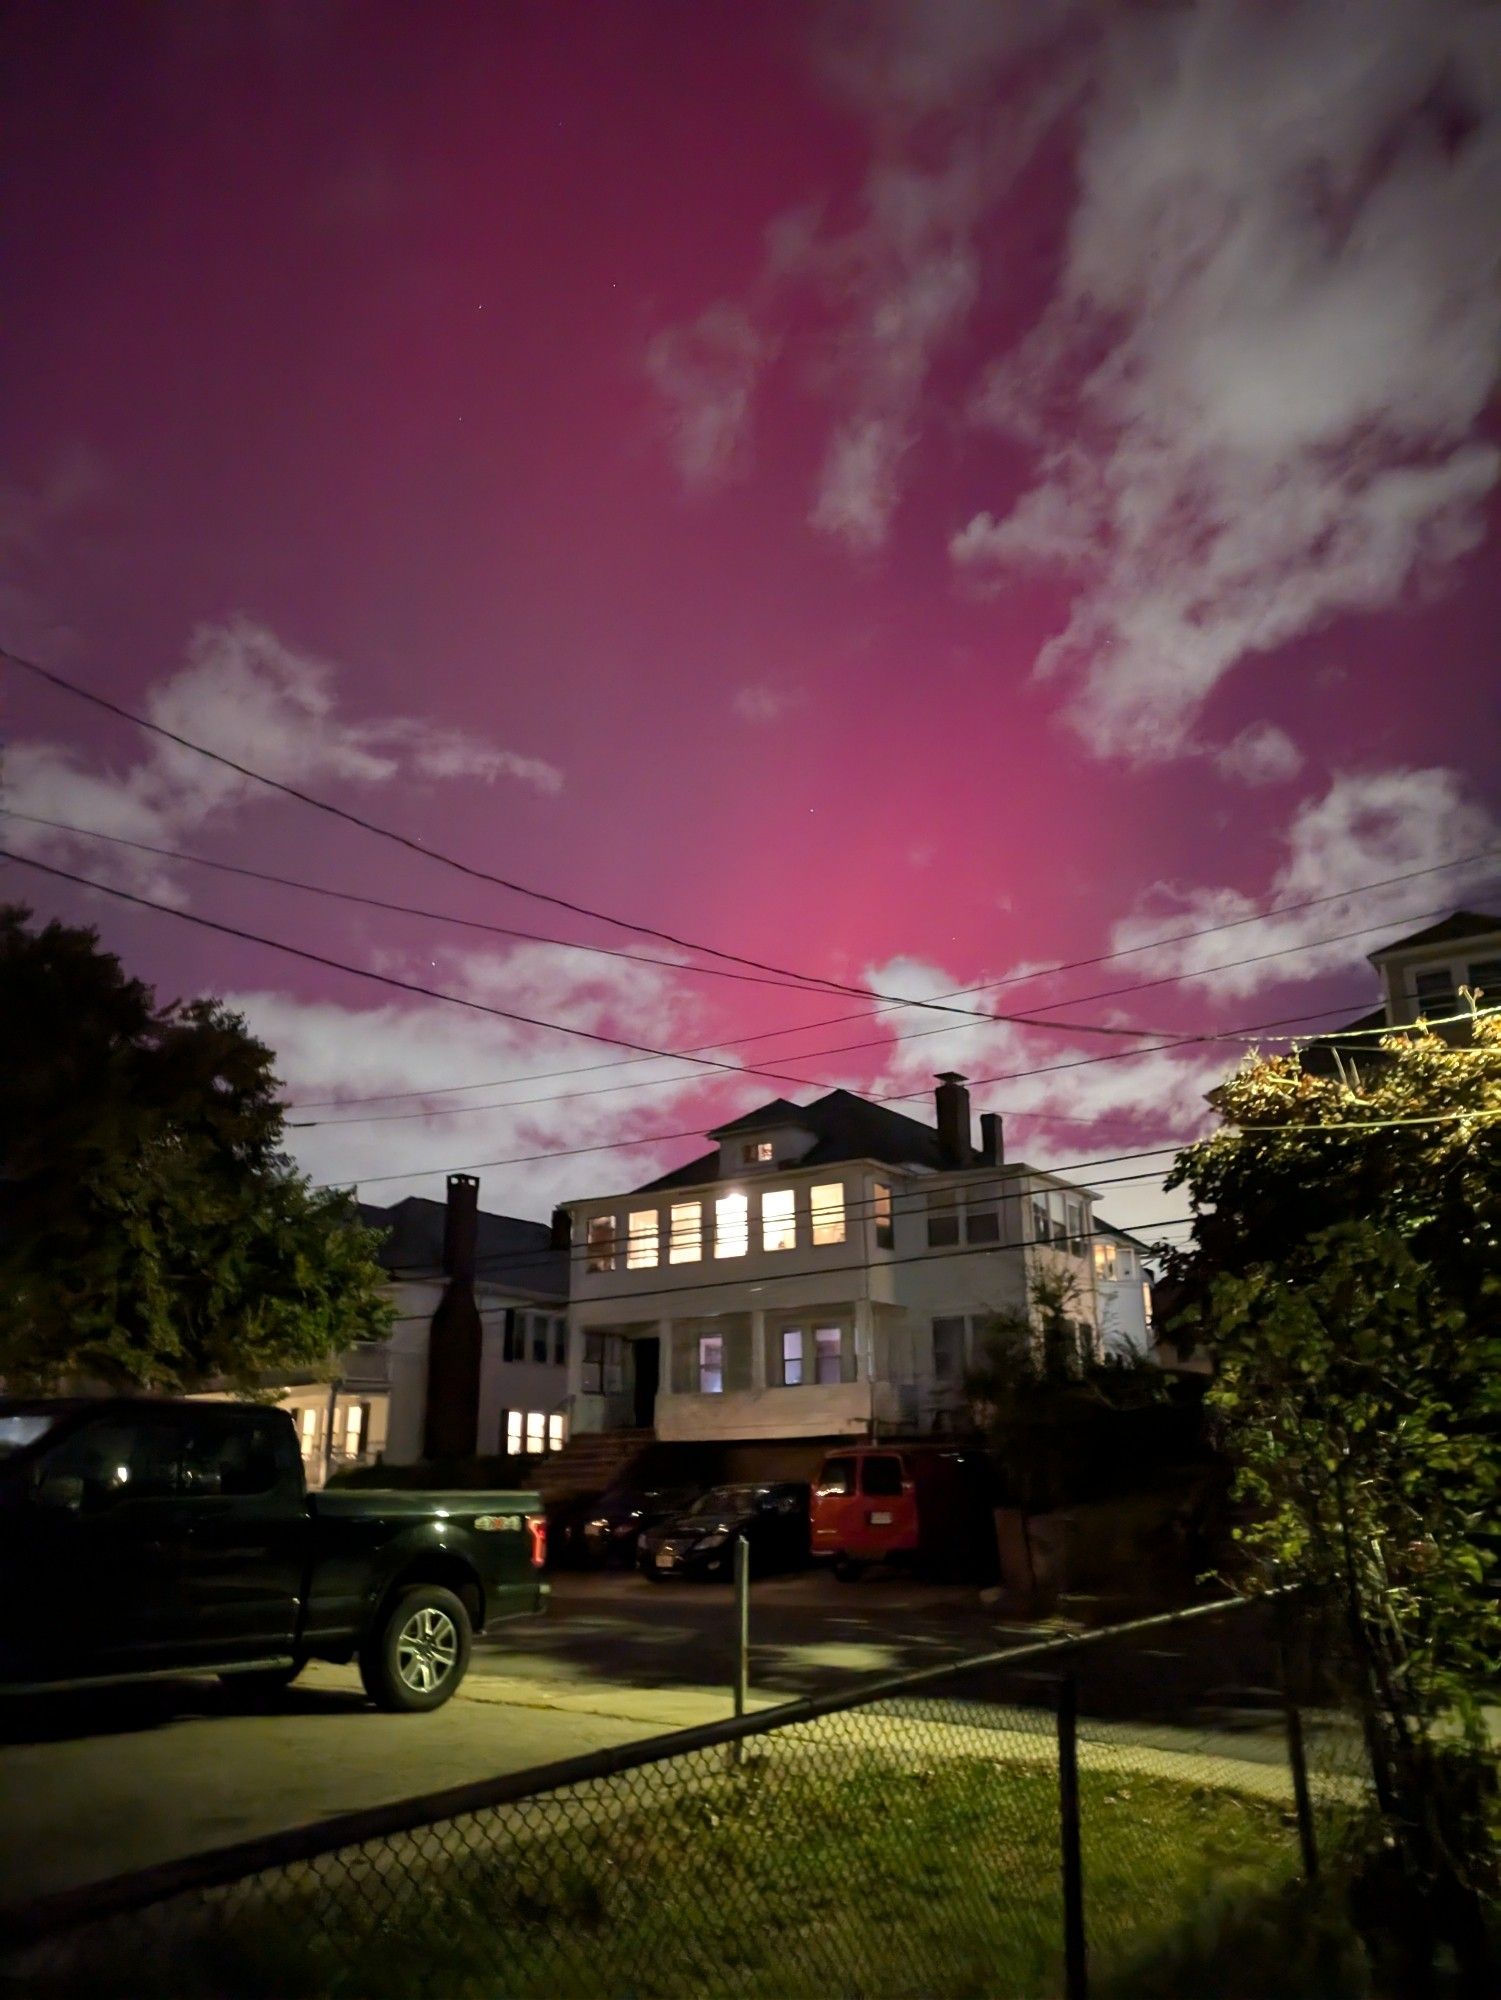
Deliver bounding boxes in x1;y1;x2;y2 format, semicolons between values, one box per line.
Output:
4;1;1499;1240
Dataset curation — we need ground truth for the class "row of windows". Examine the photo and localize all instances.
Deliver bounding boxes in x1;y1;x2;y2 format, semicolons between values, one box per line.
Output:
586;1182;870;1271
1413;961;1501;1014
1092;1241;1135;1282
500;1310;568;1367
289;1402;370;1460
583;1180;1092;1272
500;1409;568;1456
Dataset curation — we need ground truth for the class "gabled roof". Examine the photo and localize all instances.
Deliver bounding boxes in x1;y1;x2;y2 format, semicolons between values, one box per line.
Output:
634;1087;954;1193
1095;1217;1154;1255
708;1098;815;1137
1368;910;1501;959
356;1196;567;1300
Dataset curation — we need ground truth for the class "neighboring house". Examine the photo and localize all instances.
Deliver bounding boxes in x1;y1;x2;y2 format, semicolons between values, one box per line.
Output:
561;1075;1103;1446
1302;910;1501;1075
267;1175;570;1485
1091;1220;1156;1362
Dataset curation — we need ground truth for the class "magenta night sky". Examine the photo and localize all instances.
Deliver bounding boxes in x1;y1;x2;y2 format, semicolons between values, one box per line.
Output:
4;1;1499;1238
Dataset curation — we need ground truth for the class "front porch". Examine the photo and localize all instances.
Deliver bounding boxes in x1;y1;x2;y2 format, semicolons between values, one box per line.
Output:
570;1301;936;1443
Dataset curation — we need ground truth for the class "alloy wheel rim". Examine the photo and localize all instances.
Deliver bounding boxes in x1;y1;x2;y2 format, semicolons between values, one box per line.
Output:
396;1606;459;1693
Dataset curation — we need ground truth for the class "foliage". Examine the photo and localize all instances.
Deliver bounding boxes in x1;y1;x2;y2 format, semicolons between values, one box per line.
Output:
1168;1008;1501;1982
0;905;393;1392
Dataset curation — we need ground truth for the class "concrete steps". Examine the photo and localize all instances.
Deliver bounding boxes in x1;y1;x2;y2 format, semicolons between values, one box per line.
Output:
534;1428;656;1502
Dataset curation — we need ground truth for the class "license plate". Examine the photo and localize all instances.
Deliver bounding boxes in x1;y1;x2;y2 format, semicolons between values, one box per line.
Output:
870;1511;892;1526
655;1549;676;1569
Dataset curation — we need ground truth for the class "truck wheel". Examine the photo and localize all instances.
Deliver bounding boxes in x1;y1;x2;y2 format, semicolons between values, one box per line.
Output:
360;1585;471;1712
833;1557;865;1582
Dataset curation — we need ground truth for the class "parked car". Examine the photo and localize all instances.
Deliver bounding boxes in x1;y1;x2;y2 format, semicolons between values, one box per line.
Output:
580;1486;703;1568
0;1398;547;1711
637;1482;809;1581
811;1445;990;1580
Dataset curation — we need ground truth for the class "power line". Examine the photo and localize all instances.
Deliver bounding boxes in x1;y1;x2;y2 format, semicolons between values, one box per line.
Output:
0;643;1169;1038
283;899;1493;1126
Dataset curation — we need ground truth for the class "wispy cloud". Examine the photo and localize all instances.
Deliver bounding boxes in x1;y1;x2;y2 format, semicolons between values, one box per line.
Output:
6;615;563;895
1110;766;1501;998
644;304;773;493
1213;723;1304;789
954;0;1501;760
732;682;804;724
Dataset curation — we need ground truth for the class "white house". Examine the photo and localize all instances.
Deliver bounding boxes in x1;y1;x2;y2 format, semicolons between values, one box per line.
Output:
1091;1220;1155;1362
1304;910;1501;1076
269;1175;570;1484
561;1076;1102;1447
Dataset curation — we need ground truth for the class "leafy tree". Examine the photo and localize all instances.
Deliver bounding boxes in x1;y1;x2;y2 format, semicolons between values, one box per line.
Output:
1167;1011;1500;1984
0;905;393;1392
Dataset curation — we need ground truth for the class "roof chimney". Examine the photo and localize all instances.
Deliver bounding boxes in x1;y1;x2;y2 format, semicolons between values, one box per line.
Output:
934;1073;973;1167
550;1205;573;1253
442;1173;479;1285
980;1111;1004;1166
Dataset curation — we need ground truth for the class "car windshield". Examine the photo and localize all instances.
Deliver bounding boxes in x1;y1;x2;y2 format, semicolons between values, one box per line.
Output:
0;1413;59;1461
688;1484;764;1515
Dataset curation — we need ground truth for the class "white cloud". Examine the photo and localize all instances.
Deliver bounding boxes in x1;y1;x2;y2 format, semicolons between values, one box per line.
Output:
644;304;772;493
1213;723;1304;788
234;940;745;1216
958;0;1501;759
1110;766;1501;998
732;683;803;724
5;616;562;892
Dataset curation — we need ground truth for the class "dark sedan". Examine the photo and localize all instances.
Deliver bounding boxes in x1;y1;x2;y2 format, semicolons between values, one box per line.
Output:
580;1486;701;1568
637;1482;810;1581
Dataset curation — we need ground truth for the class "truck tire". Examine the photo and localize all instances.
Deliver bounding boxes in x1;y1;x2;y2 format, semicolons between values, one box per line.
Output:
359;1584;472;1712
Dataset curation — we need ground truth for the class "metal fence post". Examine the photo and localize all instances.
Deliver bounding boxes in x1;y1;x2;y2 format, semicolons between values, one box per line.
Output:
1058;1672;1088;2000
1273;1594;1319;1882
732;1534;750;1765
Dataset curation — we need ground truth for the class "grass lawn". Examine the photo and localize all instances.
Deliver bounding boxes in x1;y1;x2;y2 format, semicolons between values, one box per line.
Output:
17;1754;1312;2000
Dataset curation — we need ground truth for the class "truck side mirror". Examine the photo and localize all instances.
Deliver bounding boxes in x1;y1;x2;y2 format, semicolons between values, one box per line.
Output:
35;1474;85;1513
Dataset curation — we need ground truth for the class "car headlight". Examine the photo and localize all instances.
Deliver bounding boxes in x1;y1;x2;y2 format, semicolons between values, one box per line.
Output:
585;1518;608;1533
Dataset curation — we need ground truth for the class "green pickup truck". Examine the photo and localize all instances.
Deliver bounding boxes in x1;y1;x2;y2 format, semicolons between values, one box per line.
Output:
0;1397;546;1711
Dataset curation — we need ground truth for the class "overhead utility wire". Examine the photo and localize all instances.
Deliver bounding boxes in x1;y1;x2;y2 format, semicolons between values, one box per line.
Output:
0;847;1367;1117
285;897;1494;1126
12;805;1493;1109
0;644;1167;1038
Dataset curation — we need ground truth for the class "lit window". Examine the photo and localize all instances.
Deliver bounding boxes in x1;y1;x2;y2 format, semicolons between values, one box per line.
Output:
1094;1242;1118;1282
814;1326;843;1385
548;1413;566;1452
698;1334;724;1394
715;1192;749;1258
781;1328;804;1386
586;1215;617;1272
811;1183;846;1246
762;1188;796;1252
299;1408;319;1447
627;1209;660;1270
742;1139;774;1164
525;1412;545;1455
873;1183;894;1250
506;1410;523;1455
344;1404;365;1455
926;1189;959;1248
1142;1281;1154;1327
669;1201;703;1263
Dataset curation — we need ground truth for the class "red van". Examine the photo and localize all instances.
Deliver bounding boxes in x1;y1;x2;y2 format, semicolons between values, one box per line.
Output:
810;1445;976;1580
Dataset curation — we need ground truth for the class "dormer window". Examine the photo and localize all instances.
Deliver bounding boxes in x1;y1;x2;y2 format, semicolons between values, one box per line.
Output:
742;1140;774;1164
1414;969;1457;1018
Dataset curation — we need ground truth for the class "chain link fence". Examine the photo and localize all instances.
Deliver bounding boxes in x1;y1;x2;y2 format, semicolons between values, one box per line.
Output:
0;1594;1376;2000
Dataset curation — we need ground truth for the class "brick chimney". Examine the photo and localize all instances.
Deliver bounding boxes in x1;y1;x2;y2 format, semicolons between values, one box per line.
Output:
980;1111;1005;1166
934;1073;973;1167
424;1173;483;1461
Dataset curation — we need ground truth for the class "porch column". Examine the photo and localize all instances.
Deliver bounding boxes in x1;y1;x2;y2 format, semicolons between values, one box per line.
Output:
749;1308;768;1387
658;1318;674;1395
853;1297;876;1380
